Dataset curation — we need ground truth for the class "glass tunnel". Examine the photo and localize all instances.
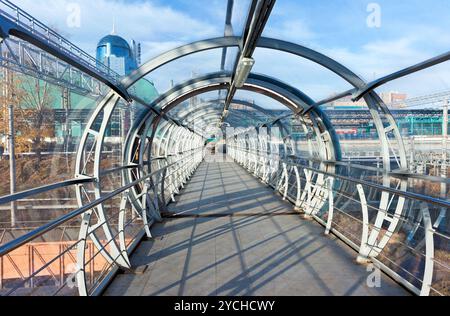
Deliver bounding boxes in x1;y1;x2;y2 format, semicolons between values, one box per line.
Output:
0;0;448;296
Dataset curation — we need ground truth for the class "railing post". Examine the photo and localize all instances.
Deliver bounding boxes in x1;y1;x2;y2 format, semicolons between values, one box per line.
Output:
142;180;153;238
76;211;92;296
59;244;64;287
118;191;132;267
357;184;371;264
303;169;313;217
294;166;302;212
29;245;34;289
0;252;3;290
325;177;335;235
159;168;168;214
420;203;435;296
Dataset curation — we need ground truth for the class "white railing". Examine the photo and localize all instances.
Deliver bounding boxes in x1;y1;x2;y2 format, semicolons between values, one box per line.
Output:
228;144;449;296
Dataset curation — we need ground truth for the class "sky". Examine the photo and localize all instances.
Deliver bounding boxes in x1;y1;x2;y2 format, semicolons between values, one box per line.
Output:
12;0;450;106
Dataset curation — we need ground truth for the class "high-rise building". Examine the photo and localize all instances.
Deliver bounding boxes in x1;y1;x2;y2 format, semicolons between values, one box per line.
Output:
95;25;158;105
96;25;141;76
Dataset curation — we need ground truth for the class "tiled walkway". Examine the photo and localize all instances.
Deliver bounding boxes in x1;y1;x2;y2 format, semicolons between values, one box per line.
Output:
104;162;409;296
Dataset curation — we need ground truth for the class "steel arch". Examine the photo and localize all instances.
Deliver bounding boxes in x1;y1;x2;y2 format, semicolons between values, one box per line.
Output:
74;36;409;287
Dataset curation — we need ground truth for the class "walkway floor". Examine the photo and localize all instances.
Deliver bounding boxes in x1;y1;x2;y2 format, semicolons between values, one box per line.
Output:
104;161;409;296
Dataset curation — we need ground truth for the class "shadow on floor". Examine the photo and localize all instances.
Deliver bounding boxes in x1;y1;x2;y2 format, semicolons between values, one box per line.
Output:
104;162;410;297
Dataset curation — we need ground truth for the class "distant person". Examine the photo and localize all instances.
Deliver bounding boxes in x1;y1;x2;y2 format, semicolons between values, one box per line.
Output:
0;145;4;160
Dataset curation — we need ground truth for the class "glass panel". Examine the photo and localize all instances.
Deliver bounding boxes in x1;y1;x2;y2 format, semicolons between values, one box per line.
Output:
0;38;111;246
0;217;82;296
230;0;254;37
0;70;106;194
252;48;354;101
263;0;450;80
373;62;450;181
13;0;252;59
169;89;290;129
0;188;78;237
128;48;233;103
233;90;292;111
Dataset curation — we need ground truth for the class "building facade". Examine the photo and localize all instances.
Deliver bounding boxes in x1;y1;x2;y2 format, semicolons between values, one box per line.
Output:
96;29;141;77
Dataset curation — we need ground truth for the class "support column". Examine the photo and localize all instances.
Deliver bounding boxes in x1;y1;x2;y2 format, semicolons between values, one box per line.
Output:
410;136;415;173
62;87;72;154
442;100;448;178
8;104;16;228
438;100;448;233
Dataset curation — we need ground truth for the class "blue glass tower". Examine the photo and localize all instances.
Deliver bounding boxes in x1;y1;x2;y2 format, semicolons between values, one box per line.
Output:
96;28;139;76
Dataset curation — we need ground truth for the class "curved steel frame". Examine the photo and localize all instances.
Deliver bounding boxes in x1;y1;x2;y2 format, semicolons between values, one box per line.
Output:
1;1;446;297
175;99;278;131
73;90;204;294
72;36;410;295
122;37;408;261
123;36;407;169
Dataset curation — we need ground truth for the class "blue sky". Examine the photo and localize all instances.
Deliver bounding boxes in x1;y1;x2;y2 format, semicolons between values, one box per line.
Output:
13;0;450;103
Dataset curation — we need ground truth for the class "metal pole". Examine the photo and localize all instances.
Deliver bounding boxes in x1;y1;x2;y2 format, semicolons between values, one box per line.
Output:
442;100;448;178
8;104;17;228
441;100;448;211
121;108;126;160
410;136;415;173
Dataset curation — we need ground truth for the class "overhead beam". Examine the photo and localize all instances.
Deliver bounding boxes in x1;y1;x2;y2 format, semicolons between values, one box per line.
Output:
133;71;339;157
302;88;356;115
122;37;241;88
176;99;277;122
222;0;276;123
353;50;450;101
220;0;236;71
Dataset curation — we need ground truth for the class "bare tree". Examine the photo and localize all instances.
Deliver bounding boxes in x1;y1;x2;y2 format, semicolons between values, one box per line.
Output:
16;77;55;164
0;69;55;165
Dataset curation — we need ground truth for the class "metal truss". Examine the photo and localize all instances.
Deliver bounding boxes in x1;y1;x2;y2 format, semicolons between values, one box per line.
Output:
0;0;131;101
172;99;279;135
0;36;105;96
122;35;407;169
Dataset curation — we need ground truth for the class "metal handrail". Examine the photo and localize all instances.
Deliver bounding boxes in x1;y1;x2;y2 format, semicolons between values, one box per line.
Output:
0;159;184;257
290;173;450;265
234;147;450;209
295;163;450;209
230;146;447;295
293;156;450;185
0;178;94;206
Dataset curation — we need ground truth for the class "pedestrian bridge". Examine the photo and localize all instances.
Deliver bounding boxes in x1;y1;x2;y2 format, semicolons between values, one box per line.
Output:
0;0;448;297
104;160;408;296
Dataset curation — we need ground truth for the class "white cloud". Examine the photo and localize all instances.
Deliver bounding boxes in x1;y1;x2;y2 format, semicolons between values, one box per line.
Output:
14;0;219;55
139;40;186;62
265;19;316;43
12;0;450;100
